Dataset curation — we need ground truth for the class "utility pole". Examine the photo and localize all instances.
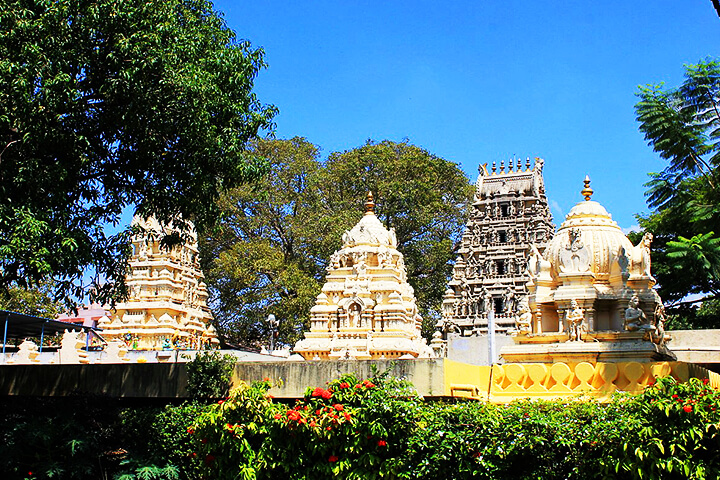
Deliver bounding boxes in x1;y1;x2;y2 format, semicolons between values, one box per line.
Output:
488;309;496;365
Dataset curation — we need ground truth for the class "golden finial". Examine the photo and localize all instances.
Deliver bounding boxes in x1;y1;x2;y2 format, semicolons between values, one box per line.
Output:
581;175;593;201
364;191;375;214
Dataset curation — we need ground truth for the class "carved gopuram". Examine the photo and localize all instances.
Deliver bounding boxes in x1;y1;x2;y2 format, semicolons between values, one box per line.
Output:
98;216;219;350
293;193;435;360
441;157;554;335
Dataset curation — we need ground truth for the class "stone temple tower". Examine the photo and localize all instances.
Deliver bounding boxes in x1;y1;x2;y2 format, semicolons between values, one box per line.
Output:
293;193;434;360
441;157;555;335
98;216;219;350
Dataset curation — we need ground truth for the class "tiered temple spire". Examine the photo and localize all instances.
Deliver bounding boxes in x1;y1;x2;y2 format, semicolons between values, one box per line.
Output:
439;157;555;335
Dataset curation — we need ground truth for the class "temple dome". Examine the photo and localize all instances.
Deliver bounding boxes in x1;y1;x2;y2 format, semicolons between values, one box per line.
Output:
341;192;397;248
544;180;633;279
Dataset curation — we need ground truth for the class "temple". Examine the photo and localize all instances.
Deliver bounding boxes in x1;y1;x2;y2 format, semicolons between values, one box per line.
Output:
441;157;554;335
97;216;219;350
293;193;435;360
501;177;674;364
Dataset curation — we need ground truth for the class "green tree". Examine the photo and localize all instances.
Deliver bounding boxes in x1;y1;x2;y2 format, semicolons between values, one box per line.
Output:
201;137;472;347
635;59;720;325
0;0;276;307
0;281;64;318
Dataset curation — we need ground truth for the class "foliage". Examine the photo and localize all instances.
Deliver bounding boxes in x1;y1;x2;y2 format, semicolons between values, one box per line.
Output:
635;60;720;324
190;370;422;479
0;0;276;307
201;137;473;347
3;372;720;479
116;402;206;480
0;397;123;480
609;376;720;479
185;371;720;480
185;351;237;400
0;280;64;318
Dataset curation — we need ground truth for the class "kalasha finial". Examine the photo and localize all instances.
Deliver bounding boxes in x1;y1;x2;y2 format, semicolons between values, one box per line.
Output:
364;191;375;214
581;175;593;201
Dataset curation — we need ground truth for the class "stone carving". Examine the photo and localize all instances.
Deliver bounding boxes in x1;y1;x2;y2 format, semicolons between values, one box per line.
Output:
57;330;90;364
9;340;40;364
631;232;653;278
624;294;654;332
503;287;517;313
651;303;667;345
515;302;532;335
559;228;590;273
565;300;586;342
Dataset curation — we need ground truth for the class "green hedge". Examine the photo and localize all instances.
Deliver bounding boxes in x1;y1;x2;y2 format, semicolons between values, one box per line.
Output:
187;373;720;480
2;373;719;480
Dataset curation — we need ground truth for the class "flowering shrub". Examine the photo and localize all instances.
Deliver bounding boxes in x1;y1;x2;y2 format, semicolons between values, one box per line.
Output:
2;372;719;479
607;376;720;479
190;372;421;479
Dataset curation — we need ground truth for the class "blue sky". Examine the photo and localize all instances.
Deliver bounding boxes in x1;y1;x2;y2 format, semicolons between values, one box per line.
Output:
212;0;719;231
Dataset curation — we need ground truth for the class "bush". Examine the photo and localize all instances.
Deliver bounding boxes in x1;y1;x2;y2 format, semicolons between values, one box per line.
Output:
185;351;237;400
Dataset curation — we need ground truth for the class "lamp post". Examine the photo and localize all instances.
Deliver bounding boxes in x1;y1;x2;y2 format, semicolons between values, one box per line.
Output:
267;314;279;353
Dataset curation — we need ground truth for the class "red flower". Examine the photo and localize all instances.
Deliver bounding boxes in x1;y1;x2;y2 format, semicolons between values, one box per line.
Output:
339;382;350;389
226;423;234;430
377;440;387;447
355;384;362;389
334;404;344;411
703;378;710;385
191;452;197;458
326;426;332;431
328;455;339;462
287;410;302;421
316;409;322;416
672;394;679;399
218;400;224;405
263;377;270;381
344;413;352;421
647;379;655;386
187;427;195;434
363;380;376;388
684;405;693;413
321;389;332;400
310;420;317;428
274;413;282;420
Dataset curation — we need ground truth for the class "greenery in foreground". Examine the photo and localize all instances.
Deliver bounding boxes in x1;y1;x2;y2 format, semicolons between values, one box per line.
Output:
2;372;719;480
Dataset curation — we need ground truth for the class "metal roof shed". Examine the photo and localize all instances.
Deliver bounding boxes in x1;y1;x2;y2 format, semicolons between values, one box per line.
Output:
0;309;102;355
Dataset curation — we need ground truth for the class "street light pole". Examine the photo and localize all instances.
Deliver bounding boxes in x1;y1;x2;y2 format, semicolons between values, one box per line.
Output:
267;314;278;353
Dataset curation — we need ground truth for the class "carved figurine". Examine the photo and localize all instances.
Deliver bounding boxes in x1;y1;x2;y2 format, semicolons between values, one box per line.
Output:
565;299;585;342
559;228;590;273
631;232;653;278
650;303;667;345
515;302;532;335
624;294;654;332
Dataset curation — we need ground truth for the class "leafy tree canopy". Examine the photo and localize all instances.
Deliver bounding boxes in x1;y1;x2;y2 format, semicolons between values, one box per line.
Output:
0;0;276;307
0;281;64;318
635;59;720;326
201;137;473;348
